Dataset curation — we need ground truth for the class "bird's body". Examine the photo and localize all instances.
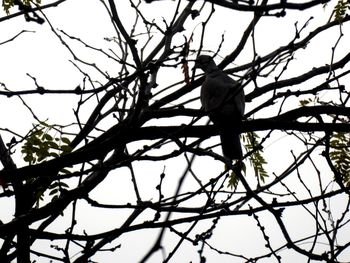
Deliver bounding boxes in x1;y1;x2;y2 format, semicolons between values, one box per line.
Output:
195;55;245;160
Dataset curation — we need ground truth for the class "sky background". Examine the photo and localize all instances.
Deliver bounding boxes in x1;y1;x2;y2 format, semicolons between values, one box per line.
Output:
0;0;350;262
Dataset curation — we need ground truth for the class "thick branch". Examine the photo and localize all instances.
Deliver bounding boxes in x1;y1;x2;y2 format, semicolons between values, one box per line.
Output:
0;0;66;23
1;107;349;184
145;0;330;12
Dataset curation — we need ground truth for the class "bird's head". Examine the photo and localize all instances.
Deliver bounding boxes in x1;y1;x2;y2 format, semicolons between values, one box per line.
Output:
194;55;218;73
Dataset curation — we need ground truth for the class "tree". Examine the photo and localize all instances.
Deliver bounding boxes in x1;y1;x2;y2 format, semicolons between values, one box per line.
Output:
0;0;350;262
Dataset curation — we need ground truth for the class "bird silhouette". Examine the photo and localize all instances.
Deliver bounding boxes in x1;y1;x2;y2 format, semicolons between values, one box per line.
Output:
194;55;245;160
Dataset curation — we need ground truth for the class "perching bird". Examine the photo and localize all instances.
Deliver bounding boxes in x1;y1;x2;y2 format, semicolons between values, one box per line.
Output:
194;55;245;160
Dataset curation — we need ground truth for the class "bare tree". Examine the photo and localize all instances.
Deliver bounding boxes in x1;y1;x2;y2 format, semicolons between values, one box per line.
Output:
0;0;350;262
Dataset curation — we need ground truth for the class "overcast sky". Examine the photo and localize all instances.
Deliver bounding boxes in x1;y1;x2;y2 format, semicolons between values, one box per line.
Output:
1;0;350;262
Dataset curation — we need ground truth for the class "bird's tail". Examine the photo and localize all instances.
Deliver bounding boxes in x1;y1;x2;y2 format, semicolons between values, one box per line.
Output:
220;129;242;160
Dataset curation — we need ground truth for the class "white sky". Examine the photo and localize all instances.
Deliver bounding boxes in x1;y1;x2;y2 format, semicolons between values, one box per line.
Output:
0;0;349;262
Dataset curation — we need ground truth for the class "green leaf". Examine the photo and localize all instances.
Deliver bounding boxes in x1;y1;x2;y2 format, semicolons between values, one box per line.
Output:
23;155;33;163
48;141;59;150
60;145;72;154
61;137;71;145
59;168;71;175
59;182;69;188
299;98;313;107
49;188;59;196
49;152;60;158
43;133;53;141
228;170;239;189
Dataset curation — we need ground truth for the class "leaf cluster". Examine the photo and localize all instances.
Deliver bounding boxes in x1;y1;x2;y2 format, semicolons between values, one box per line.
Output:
21;122;72;207
227;161;246;189
228;132;269;189
47;180;69;203
244;132;269;184
299;97;350;185
2;0;41;14
33;179;69;209
333;0;350;21
21;121;72;165
330;132;350;186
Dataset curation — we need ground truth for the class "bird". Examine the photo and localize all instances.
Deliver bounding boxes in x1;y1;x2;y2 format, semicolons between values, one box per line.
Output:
194;55;245;160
